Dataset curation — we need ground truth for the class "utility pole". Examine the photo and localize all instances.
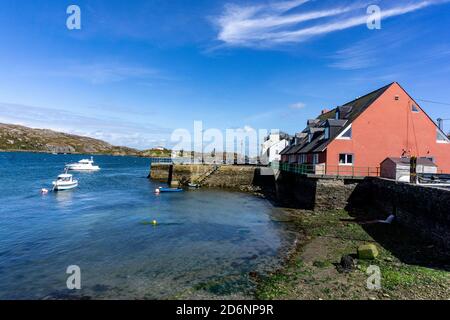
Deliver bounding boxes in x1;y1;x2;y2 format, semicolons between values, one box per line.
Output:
201;129;205;165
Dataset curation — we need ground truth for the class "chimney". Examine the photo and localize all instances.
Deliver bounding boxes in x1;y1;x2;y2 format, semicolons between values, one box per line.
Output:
321;109;329;115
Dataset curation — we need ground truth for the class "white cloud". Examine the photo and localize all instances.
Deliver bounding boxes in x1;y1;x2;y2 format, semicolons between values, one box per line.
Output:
49;62;166;84
289;102;306;109
214;0;448;48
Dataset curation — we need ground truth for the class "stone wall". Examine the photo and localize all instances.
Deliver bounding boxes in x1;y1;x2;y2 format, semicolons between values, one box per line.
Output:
202;166;258;189
276;172;450;247
275;171;363;211
366;178;450;248
149;163;173;182
149;163;264;189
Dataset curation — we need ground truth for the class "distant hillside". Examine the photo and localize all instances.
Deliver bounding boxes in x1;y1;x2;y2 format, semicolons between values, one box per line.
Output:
140;148;172;158
0;123;142;156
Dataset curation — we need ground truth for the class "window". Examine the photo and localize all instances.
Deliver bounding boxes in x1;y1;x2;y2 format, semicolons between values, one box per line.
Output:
437;129;450;143
308;133;313;143
422;156;435;163
299;154;307;164
313;154;319;165
335;111;340;120
324;127;330;140
411;104;419;113
336;124;352;140
339;154;354;165
341;127;352;139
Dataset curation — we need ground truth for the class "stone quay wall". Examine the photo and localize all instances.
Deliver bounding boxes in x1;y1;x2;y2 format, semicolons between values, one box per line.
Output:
149;163;261;189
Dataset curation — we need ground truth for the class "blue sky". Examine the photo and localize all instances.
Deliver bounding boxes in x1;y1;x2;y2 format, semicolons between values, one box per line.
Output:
0;0;450;149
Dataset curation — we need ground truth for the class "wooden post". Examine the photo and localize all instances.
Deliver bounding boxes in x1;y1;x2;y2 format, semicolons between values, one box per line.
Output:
410;156;417;184
168;164;174;185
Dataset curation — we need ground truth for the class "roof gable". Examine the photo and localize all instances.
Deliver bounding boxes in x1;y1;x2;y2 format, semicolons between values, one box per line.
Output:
313;83;393;153
283;82;442;157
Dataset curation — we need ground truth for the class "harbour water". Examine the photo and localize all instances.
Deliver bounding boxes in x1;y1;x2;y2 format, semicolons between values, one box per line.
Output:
0;152;295;299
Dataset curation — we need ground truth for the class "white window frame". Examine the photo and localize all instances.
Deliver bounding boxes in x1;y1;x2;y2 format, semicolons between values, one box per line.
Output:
437;128;450;144
339;153;354;166
298;154;306;164
312;154;319;165
336;124;352;140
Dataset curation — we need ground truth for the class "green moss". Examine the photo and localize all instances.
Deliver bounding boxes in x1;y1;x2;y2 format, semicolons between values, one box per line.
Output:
313;260;332;268
256;209;450;300
255;273;291;300
382;264;449;291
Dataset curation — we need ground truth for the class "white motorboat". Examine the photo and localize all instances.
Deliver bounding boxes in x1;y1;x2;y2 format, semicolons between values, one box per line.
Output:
52;173;78;191
65;157;100;171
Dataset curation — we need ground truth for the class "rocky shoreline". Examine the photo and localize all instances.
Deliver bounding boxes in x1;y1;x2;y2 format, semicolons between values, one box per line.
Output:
254;208;450;300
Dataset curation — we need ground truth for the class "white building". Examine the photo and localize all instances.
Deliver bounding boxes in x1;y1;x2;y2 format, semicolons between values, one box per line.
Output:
261;131;290;164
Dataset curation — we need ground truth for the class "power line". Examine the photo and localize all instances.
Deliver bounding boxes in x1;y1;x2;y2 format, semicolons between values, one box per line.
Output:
417;99;450;106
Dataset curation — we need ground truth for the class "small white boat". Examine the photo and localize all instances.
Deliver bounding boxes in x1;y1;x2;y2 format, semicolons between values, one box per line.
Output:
65;157;100;171
52;173;78;191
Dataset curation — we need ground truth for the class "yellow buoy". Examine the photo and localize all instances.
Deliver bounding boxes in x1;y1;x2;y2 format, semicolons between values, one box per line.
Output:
152;220;158;226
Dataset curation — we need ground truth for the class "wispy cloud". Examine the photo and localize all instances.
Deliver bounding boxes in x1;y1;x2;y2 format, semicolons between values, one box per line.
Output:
289;102;306;109
214;0;448;48
329;29;415;70
49;62;168;84
330;45;378;70
0;102;172;149
330;27;450;70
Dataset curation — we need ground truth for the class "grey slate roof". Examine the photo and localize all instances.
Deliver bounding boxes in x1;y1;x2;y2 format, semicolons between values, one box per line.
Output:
326;119;348;127
292;82;393;155
383;157;437;166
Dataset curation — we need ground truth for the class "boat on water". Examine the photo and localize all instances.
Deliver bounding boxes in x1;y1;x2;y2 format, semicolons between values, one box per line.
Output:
188;183;200;189
155;187;184;193
52;172;78;191
66;157;100;171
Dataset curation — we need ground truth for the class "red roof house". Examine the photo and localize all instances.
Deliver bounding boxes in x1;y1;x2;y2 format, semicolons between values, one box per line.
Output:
280;82;450;175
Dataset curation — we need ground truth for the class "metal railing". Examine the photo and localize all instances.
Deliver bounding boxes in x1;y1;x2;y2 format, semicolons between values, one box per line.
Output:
149;157;173;164
275;162;380;177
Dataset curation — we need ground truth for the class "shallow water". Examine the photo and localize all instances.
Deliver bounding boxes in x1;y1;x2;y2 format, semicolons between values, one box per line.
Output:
0;152;294;299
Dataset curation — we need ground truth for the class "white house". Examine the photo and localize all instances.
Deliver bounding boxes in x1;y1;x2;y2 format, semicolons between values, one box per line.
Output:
261;131;290;164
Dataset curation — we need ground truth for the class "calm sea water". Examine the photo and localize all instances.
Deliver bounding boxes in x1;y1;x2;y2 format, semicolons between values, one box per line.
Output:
0;152;294;300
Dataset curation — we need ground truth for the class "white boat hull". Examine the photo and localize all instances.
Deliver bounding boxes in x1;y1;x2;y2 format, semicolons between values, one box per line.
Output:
53;180;78;191
65;165;100;171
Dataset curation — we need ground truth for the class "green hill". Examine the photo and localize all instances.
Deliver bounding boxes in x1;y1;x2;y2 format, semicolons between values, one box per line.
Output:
0;123;142;156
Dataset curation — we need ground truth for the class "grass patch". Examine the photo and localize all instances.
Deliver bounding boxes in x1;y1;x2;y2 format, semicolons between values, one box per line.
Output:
313;260;332;268
382;264;449;291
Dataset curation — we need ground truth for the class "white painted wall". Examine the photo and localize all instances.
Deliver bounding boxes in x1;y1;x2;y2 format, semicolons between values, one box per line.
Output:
261;133;289;164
